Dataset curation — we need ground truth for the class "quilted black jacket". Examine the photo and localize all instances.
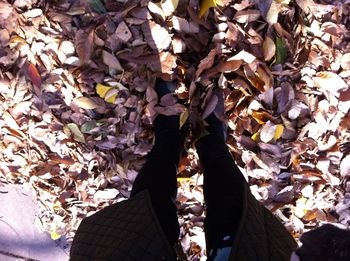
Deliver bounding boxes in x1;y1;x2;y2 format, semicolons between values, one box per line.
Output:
70;184;297;261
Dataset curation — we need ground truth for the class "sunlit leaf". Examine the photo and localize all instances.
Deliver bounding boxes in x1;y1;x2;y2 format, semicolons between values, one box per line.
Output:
96;83;113;98
274;124;284;140
251;131;260;141
266;1;279;25
251;111;274;124
313;71;348;97
161;0;179;16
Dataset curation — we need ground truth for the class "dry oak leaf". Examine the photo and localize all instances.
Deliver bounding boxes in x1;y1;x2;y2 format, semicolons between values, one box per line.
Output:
75;28;94;65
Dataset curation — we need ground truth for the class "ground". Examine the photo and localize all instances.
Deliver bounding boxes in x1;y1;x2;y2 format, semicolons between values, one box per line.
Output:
0;0;350;260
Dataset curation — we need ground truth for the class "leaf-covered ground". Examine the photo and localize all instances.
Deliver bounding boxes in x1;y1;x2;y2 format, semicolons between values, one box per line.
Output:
1;0;350;259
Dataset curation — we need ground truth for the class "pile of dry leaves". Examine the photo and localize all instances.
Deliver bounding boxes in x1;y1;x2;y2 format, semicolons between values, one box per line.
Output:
1;0;350;259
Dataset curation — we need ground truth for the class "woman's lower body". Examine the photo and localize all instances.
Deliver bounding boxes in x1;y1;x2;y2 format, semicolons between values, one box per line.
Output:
130;111;246;259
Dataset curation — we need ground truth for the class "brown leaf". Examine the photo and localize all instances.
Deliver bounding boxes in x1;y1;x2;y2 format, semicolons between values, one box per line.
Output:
75;29;94;65
27;63;41;87
102;50;123;71
201;60;242;80
202;93;218;120
115;21;132;42
196;48;217;78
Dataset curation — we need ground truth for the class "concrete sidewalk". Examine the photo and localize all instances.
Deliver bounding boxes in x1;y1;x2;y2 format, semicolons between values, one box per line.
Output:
0;183;70;261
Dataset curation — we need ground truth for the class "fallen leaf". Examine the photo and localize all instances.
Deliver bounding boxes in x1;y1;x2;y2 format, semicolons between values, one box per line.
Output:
180;108;189;129
341;53;350;70
88;0;106;13
263;36;276;61
234;10;261;24
274;124;284;140
104;88;119;104
50;231;61;240
251;111;275;124
115;21;132;42
27;63;41;87
102;50;123;71
196;48;218;78
202;93;218;120
275;37;288;64
313;71;348;97
265;1;279;25
75;29;94;65
161;0;179;16
96;83;113;98
230;50;256;63
148;2;166;20
260;121;276;143
65;123;85;143
142;20;172;51
199;0;217;18
74;97;98;109
340;154;350;177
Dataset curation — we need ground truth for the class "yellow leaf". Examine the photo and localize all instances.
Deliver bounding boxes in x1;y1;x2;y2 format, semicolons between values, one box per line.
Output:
199;0;217;18
177;177;191;181
50;231;61;240
251;131;260;141
96;83;113;98
179;108;189;129
274;124;284;140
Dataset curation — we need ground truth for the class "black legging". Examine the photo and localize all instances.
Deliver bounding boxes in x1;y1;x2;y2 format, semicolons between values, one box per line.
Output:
131;114;245;256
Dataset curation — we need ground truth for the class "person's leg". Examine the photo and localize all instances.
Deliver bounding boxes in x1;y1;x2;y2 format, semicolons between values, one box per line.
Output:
131;80;182;246
196;113;246;260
